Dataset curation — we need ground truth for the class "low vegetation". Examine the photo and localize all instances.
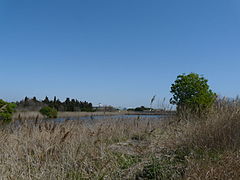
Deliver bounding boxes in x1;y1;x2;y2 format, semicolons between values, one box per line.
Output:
39;106;58;118
0;98;239;179
0;99;16;123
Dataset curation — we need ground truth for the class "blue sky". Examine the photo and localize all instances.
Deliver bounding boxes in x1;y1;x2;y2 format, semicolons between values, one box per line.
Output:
0;0;240;108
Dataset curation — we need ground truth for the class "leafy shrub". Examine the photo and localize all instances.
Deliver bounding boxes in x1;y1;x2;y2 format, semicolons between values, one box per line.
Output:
170;73;216;116
40;106;57;118
0;99;16;122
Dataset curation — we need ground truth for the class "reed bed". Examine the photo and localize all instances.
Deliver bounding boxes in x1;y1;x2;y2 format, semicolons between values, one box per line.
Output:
0;116;165;179
3;99;240;179
155;98;240;179
13;111;44;121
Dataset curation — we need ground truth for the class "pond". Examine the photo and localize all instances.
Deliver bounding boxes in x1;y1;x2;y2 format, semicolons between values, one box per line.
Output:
53;114;170;123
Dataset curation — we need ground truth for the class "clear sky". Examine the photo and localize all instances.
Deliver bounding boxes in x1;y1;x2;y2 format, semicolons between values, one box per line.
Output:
0;0;240;108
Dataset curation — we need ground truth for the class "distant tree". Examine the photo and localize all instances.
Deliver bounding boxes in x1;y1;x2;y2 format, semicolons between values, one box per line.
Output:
23;96;30;107
65;98;70;104
33;96;37;102
24;96;29;102
134;106;150;112
16;96;93;112
170;73;216;116
43;96;49;104
54;96;57;103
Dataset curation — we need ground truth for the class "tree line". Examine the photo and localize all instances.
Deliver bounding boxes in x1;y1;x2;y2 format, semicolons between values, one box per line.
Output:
16;96;93;112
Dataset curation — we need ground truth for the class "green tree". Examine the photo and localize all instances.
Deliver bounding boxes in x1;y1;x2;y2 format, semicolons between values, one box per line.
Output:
170;73;216;116
40;106;57;118
0;99;16;122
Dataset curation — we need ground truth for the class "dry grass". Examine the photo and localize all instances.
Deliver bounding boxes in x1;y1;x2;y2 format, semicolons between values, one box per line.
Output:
13;111;44;121
3;99;240;179
166;98;240;150
185;150;240;180
0;116;165;179
156;98;240;179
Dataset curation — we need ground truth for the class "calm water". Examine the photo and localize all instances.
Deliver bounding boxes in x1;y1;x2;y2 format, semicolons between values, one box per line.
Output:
53;114;169;123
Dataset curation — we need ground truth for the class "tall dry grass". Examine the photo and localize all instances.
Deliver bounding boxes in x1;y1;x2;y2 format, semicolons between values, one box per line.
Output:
157;98;240;179
0;116;165;179
13;111;44;121
167;98;240;150
3;98;240;179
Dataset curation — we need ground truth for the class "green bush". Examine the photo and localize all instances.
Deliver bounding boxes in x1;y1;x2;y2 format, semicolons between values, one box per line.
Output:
0;99;16;122
170;73;216;116
40;106;57;118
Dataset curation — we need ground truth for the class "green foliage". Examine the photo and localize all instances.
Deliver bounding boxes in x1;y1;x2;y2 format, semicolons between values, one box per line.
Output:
114;153;140;170
40;106;58;118
0;99;16;122
170;73;216;115
137;148;189;179
191;148;222;162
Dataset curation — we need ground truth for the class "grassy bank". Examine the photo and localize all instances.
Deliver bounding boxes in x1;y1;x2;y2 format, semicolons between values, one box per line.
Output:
3;100;240;179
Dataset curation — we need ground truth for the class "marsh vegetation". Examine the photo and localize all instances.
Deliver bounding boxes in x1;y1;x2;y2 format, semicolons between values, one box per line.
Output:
0;98;240;179
1;73;240;179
